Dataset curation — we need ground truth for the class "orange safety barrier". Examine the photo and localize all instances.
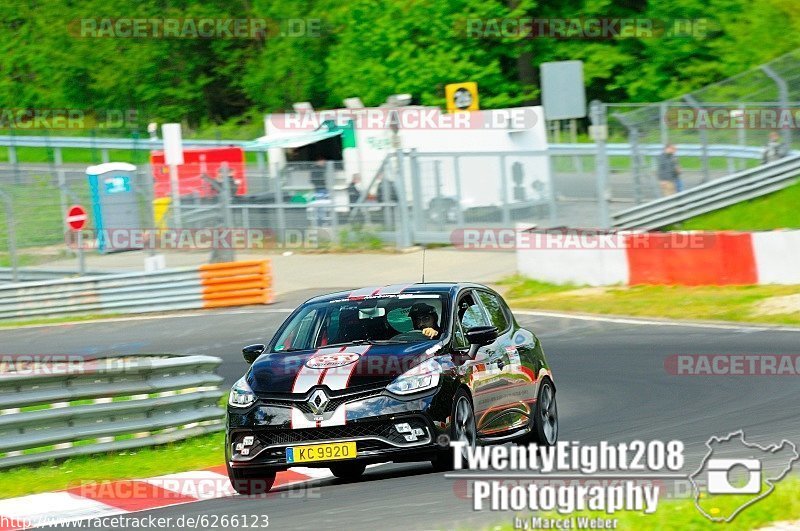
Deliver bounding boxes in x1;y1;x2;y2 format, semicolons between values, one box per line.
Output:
625;232;758;285
198;259;273;308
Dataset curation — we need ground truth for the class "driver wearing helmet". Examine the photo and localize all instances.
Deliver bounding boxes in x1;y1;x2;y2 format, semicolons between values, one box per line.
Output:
409;303;441;339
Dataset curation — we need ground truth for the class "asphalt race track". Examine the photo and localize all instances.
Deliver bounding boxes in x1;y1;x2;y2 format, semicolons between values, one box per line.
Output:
3;290;799;530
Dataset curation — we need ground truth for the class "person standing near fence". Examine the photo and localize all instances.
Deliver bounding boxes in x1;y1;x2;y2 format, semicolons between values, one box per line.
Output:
762;131;788;164
657;144;682;195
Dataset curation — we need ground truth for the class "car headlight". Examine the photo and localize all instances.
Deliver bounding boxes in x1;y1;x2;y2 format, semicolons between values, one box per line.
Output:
387;359;442;395
229;375;256;408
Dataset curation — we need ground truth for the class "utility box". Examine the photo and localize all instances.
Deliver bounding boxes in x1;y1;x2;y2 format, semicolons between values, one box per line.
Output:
86;162;142;253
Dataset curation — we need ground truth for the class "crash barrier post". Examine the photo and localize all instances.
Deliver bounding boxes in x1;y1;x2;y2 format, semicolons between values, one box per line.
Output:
0;259;273;320
0;354;224;469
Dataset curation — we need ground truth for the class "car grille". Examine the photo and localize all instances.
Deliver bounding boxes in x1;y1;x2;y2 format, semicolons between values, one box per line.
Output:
263;387;385;414
256;418;429;447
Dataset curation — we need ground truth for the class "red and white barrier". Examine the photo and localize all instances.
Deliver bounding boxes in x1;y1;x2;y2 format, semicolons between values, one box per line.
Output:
517;230;800;286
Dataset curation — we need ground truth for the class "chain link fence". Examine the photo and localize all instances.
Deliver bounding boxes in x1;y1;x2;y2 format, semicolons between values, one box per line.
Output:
5;50;800;278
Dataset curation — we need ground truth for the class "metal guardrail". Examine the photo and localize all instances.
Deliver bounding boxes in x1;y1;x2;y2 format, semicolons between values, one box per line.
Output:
0;267;110;283
0;267;204;319
612;154;800;229
0;135;245;150
0;260;273;320
0;354;224;469
549;142;767;159
0;135;771;160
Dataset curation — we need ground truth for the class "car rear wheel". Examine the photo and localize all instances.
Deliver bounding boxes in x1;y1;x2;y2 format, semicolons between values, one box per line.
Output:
432;389;476;472
329;462;367;480
227;464;276;495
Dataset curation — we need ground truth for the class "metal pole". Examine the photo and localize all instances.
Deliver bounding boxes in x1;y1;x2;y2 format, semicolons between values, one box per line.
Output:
452;156;465;226
499;155;510;225
169;164;182;228
219;164;235;262
569;118;585;177
326;160;338;245
273;162;286;245
629;126;643;204
77;230;86;275
546;151;558;226
659;102;669;147
256;151;266;194
589;100;611;228
684;95;710;183
394;149;412;248
761;65;791;149
0;190;18;282
9;127;20;185
54;147;68;230
408;149;424;232
433;160;444;230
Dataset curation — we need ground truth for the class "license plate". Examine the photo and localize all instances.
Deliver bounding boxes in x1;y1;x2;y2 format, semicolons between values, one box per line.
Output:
285;442;357;464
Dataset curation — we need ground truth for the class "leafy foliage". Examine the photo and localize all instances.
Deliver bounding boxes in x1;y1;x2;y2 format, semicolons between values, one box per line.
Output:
1;0;799;130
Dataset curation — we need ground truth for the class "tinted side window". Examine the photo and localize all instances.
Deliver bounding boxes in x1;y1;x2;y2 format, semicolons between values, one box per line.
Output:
477;291;509;332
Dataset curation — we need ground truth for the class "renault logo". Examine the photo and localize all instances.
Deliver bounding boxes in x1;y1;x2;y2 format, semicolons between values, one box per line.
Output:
308;389;329;415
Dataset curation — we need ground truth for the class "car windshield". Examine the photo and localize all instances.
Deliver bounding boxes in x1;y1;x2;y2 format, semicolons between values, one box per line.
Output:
272;294;448;352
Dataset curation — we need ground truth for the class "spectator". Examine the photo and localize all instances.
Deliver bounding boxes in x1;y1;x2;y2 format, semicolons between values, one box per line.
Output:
376;175;399;202
657;144;682;196
762;131;788;164
310;156;328;195
347;174;361;203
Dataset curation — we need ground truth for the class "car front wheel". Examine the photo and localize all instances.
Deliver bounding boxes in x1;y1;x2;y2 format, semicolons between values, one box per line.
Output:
227;464;276;495
330;462;367;480
432;389;476;472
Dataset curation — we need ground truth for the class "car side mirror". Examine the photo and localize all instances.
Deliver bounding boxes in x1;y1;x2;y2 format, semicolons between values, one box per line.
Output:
242;344;266;364
465;326;498;358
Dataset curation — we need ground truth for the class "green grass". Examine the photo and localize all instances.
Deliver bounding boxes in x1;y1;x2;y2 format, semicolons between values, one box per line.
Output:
0;313;124;329
0;175;93;248
675;179;800;231
0;252;65;268
500;276;800;326
495;478;800;531
0;432;224;499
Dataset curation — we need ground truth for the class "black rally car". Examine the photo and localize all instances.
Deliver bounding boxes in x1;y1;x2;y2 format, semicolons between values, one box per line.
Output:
226;282;557;493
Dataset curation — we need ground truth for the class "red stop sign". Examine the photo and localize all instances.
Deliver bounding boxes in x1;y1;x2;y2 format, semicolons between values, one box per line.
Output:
66;205;88;231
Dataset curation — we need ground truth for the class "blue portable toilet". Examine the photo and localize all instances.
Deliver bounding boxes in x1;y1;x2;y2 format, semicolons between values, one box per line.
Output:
86;162;143;253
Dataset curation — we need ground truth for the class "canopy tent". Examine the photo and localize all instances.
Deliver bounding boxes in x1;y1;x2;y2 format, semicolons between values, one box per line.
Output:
246;121;345;150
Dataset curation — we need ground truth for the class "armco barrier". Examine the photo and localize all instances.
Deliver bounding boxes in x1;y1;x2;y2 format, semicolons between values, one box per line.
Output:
0;259;272;320
612;154;800;229
0;354;224;469
517;230;800;286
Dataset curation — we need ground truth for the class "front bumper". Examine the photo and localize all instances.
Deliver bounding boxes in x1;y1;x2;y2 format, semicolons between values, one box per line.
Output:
226;385;453;471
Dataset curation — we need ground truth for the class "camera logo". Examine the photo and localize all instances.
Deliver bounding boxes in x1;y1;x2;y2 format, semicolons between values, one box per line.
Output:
706;458;761;494
690;430;798;522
